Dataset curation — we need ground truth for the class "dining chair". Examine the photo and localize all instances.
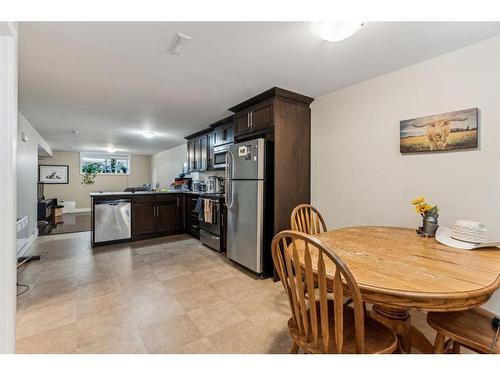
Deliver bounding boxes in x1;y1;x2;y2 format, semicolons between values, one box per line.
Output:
427;308;500;354
291;204;327;235
271;230;398;354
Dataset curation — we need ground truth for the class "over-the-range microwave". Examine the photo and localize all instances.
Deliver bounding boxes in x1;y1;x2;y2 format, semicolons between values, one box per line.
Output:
211;143;230;169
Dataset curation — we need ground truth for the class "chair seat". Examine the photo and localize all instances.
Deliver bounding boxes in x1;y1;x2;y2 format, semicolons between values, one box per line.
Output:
427;308;500;354
287;300;398;354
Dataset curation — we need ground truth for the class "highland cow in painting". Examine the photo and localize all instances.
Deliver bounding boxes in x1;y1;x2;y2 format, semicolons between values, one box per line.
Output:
400;108;478;153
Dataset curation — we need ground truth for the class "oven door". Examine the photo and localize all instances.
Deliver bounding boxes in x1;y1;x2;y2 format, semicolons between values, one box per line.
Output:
212;145;229;169
199;200;220;236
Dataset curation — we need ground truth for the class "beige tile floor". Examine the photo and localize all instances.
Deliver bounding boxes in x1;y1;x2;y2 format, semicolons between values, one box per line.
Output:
16;231;438;354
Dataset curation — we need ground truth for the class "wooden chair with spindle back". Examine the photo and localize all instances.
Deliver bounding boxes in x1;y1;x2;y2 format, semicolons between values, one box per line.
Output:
427;308;500;354
291;204;327;235
271;230;398;354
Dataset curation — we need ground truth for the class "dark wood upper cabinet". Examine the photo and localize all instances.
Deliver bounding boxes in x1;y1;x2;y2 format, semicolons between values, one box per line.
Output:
186;116;234;172
213;120;233;146
199;135;208;171
251;99;273;132
234;102;273;137
185;129;211;173
233;110;252;138
207;132;215;169
193;137;201;171
187;139;195;171
231;91;303;138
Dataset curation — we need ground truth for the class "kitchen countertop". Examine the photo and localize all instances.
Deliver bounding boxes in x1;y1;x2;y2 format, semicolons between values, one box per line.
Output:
89;191;224;197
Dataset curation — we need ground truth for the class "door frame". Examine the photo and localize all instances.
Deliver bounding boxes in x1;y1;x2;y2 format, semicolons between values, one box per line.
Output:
0;21;18;353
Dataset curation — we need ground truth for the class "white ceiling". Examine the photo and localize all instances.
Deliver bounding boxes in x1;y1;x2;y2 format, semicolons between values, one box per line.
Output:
19;22;500;155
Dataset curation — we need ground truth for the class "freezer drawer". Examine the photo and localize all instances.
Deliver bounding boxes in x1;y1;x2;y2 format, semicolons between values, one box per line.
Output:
226;180;264;273
94;199;131;243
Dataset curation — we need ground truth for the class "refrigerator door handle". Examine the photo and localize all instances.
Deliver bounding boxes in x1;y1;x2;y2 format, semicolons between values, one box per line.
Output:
226;180;233;209
226;150;234;180
226;150;235;208
224;152;229;181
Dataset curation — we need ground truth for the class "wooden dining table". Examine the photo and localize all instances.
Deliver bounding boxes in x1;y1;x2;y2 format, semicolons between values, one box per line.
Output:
297;226;500;353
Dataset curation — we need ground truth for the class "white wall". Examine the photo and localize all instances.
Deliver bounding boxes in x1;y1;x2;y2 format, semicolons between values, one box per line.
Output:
0;21;18;353
151;143;187;189
40;151;151;209
311;36;500;313
17;112;52;255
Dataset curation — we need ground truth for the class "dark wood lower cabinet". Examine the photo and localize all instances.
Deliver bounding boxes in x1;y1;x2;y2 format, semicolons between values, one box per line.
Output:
156;195;184;234
132;202;156;236
132;194;184;239
186;194;200;239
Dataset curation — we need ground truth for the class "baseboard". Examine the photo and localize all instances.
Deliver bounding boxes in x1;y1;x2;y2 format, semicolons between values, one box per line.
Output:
68;208;91;213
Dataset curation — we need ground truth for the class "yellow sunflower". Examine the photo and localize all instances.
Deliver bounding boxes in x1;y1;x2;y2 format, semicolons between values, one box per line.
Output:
415;203;433;214
411;197;425;205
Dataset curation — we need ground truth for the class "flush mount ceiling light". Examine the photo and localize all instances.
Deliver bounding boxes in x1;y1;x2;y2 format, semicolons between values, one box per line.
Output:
142;130;156;139
106;147;116;153
318;21;364;42
167;32;192;55
72;130;80;135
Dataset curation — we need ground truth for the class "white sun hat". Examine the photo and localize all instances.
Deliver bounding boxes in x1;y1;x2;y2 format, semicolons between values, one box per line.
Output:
436;220;500;250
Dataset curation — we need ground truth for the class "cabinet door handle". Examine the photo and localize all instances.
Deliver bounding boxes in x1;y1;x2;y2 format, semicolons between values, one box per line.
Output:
250;111;253;127
177;197;180;207
247;113;250;128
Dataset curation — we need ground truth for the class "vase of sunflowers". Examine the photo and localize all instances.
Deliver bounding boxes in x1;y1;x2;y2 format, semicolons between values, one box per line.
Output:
411;197;439;237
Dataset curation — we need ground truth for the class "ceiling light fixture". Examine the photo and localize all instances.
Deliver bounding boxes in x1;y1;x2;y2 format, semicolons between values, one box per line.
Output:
167;32;192;55
142;130;156;139
72;130;80;135
318;21;364;42
106;147;116;153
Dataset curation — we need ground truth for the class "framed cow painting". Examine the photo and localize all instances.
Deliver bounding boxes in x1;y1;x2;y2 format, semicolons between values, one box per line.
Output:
400;108;478;153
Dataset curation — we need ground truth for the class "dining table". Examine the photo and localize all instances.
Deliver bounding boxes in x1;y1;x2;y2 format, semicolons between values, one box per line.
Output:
297;226;500;353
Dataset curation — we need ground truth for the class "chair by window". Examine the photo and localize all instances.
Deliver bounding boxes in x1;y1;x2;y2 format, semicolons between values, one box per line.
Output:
291;204;327;235
271;230;398;354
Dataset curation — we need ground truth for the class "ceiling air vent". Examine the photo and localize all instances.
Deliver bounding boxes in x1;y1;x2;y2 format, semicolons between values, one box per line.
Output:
167;33;192;55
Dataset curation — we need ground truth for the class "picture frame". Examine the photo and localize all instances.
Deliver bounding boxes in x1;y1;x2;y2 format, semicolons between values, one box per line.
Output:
38;165;69;184
400;108;479;154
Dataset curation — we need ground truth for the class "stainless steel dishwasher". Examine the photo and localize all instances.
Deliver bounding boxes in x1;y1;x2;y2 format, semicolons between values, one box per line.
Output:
94;199;131;244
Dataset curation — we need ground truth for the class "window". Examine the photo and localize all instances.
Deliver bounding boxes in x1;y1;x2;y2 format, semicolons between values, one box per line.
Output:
80;153;131;175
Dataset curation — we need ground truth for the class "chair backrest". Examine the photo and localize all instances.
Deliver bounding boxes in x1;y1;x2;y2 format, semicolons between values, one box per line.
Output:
271;230;365;353
290;204;327;235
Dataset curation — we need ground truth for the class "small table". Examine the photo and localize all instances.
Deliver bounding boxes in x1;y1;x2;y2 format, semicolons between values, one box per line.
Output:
300;226;500;353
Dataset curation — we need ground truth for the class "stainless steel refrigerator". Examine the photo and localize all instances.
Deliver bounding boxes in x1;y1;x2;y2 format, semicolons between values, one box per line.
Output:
225;138;272;274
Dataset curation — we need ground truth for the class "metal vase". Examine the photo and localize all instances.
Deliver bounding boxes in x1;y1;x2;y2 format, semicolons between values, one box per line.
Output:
422;215;439;237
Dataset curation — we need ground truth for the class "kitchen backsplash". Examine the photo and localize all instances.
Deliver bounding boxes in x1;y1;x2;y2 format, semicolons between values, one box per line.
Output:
189;170;224;182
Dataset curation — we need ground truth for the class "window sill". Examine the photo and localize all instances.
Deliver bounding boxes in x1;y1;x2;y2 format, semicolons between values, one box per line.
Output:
79;173;131;176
